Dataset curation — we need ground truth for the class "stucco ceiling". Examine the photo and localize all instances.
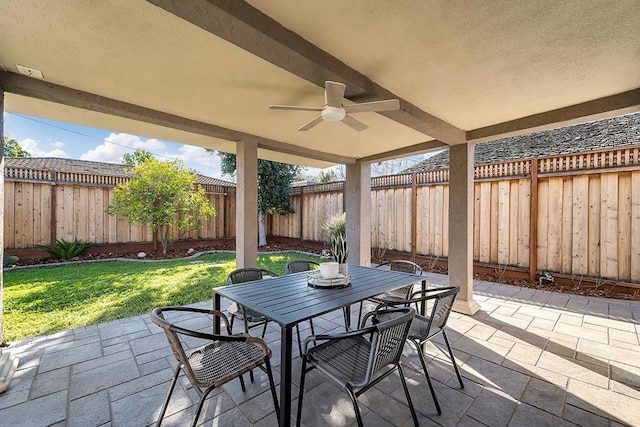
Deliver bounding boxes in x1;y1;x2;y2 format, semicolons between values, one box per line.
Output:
0;0;639;168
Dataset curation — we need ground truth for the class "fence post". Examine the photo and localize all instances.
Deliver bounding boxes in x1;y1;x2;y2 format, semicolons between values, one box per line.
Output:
529;158;538;281
49;171;57;246
411;172;417;262
298;192;304;240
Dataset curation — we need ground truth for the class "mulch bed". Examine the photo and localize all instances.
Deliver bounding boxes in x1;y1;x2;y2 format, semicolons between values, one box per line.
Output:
9;237;639;301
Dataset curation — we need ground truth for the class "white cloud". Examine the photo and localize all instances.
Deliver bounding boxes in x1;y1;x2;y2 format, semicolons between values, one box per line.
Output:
20;138;69;157
80;133;166;163
165;145;224;178
51;141;65;148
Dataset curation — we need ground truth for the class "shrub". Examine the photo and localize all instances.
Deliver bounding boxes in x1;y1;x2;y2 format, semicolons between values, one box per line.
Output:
36;239;94;260
322;212;346;243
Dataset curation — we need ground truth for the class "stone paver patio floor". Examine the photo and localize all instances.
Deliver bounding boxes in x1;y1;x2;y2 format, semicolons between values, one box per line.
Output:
1;273;639;426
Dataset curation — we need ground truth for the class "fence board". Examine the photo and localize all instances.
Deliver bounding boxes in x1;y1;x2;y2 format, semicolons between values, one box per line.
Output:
632;171;640;282
478;182;492;263
517;179;530;267
572;175;589;275
588;176;601;277
618;172;632;281
497;181;510;265
537;179;549;271
561;178;573;273
490;182;499;262
600;173;619;279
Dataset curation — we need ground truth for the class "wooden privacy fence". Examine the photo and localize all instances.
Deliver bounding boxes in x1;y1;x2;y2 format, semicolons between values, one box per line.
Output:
4;167;236;248
4;146;640;283
271;146;640;283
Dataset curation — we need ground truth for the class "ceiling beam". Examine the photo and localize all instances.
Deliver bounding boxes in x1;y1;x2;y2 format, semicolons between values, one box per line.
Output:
0;71;355;164
146;0;467;144
359;140;447;164
467;88;640;143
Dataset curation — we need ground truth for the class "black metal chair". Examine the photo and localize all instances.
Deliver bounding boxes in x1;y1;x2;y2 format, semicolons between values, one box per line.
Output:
225;267;279;338
297;307;419;427
356;260;423;327
285;259;320;274
150;306;279;427
375;286;463;415
226;266;313;354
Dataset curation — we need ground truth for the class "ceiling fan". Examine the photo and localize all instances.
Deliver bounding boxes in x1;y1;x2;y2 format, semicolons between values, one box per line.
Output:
269;81;400;132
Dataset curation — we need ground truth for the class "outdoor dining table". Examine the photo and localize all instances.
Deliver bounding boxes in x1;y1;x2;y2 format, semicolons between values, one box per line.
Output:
213;264;426;427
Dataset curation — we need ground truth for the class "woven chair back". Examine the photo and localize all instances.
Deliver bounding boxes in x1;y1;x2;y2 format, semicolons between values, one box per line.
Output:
370;308;415;377
226;268;278;285
377;260;422;275
150;308;200;386
427;287;459;332
286;260;319;274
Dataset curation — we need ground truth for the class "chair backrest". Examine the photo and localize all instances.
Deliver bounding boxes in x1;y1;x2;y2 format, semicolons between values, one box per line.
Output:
426;286;459;332
150;306;204;387
286;260;320;274
367;307;415;383
226;267;279;285
376;260;422;275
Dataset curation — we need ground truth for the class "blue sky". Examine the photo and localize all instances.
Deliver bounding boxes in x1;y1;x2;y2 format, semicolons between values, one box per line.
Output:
3;111;232;179
3;111;429;179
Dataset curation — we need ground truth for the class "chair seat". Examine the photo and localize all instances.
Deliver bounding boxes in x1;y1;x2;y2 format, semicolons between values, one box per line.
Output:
188;335;268;388
308;335;372;387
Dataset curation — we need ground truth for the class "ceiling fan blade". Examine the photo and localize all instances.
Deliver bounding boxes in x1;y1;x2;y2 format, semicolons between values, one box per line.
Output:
342;114;368;132
298;116;325;131
343;99;400;114
325;81;346;108
269;105;323;112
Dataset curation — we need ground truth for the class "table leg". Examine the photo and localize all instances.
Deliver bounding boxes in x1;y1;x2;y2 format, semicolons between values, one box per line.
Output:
214;293;221;335
279;326;293;427
420;279;427;354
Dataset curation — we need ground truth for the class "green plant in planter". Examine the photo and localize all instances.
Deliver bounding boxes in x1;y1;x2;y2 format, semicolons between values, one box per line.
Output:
36;239;94;260
331;234;349;264
322;212;346;244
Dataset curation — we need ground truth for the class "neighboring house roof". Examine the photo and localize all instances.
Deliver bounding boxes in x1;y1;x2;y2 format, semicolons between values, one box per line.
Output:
4;157;235;186
404;113;640;172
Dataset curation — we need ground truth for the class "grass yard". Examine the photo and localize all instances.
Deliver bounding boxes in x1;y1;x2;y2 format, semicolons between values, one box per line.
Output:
3;251;320;342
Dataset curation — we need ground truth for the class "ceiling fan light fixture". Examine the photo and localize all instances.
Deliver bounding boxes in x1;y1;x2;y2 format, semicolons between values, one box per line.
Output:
321;106;346;122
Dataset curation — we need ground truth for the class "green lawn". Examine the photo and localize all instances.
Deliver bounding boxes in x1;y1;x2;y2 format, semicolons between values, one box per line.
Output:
3;251;320;342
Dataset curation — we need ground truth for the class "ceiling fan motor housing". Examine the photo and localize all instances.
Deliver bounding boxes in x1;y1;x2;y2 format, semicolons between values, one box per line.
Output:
321;106;346;121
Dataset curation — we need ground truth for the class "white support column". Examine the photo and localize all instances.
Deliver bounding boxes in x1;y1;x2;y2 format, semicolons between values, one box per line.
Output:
235;140;258;268
345;161;371;266
0;86;19;393
449;144;481;315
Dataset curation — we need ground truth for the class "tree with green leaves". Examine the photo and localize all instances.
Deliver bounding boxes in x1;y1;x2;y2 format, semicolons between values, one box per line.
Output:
318;169;338;183
107;158;216;254
2;137;30;158
123;148;154;166
216;151;301;246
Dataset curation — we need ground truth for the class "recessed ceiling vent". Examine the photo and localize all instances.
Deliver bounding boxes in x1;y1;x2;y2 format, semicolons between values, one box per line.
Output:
16;65;44;80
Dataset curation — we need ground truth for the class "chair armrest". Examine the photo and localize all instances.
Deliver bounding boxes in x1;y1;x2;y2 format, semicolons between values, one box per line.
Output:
152;306;233;335
245;335;271;356
302;326;377;354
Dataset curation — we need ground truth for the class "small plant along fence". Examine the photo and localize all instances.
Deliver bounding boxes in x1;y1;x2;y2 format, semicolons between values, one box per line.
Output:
4;145;640;284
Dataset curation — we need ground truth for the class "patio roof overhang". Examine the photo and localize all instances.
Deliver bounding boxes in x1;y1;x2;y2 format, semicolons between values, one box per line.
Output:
0;0;638;167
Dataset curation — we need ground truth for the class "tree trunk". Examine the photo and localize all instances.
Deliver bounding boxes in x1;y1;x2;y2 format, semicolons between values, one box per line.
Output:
258;212;267;246
161;226;170;254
